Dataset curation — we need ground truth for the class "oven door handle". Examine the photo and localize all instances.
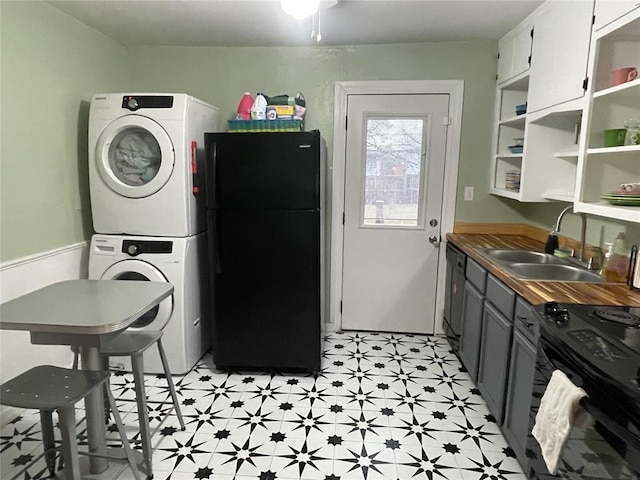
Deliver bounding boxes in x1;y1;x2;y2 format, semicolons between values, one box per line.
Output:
579;397;640;449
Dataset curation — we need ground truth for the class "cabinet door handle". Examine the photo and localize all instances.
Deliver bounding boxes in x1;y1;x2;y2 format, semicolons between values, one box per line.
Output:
517;315;534;328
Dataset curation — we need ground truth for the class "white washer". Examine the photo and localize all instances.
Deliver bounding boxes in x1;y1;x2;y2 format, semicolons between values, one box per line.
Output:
88;93;220;237
88;233;209;375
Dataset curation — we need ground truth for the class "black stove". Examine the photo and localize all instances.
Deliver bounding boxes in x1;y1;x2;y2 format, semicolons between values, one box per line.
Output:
527;302;640;479
537;303;640;394
541;303;640;360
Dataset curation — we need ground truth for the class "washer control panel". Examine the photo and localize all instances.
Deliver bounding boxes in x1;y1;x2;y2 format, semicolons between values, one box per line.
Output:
121;95;174;111
122;240;173;256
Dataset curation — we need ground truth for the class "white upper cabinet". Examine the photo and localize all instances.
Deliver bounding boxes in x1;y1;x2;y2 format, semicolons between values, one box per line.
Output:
594;0;640;30
497;20;534;84
574;8;640;223
527;0;595;113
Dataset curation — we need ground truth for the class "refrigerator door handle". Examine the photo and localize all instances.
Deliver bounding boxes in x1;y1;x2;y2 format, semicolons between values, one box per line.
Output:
208;140;218;209
213;212;222;274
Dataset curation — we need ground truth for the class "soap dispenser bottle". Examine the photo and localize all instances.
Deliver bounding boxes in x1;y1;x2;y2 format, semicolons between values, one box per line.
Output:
599;242;614;279
544;227;559;255
605;232;631;282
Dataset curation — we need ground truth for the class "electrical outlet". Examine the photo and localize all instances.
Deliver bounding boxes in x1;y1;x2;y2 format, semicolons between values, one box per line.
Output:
464;186;474;201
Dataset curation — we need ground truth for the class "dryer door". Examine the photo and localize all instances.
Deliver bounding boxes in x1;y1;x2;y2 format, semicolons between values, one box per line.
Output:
95;115;175;198
100;260;174;331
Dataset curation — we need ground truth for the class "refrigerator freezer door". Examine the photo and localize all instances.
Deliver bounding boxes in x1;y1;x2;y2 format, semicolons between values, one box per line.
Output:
209;208;321;371
205;131;320;210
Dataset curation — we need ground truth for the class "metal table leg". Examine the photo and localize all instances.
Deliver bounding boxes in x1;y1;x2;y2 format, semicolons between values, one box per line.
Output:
80;346;109;474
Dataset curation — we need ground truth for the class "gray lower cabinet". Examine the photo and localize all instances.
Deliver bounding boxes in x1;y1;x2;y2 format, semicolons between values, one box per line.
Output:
502;329;537;466
477;275;516;424
477;301;513;423
459;282;484;382
459;258;487;382
502;297;539;468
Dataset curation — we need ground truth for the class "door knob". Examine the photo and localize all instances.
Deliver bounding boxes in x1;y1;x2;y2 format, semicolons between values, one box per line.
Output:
428;235;440;245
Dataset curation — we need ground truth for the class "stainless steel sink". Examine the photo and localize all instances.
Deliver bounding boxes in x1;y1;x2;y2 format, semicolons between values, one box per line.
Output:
506;263;604;283
479;248;604;283
481;249;565;265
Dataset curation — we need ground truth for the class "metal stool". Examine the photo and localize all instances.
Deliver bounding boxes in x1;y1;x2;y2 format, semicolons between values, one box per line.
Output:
0;365;140;480
99;331;185;479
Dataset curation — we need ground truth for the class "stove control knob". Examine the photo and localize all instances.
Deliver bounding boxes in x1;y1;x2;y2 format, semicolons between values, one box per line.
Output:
127;244;139;256
544;302;560;316
555;311;570;325
127;98;139;110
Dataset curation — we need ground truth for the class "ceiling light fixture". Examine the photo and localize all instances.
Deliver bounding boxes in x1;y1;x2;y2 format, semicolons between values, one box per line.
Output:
281;0;320;20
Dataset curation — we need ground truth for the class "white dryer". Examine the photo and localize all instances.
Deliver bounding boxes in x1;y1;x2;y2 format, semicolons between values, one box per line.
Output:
88;233;210;375
88;93;220;237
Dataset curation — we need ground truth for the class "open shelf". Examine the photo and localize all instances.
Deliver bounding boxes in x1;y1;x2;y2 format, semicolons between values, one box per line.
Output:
553;151;579;159
490;187;521;199
543;192;575;202
575;201;640;222
594;77;640;98
499;115;527;127
587;145;640;155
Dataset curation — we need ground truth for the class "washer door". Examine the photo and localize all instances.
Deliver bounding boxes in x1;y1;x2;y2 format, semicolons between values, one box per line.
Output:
95;115;175;198
100;260;174;331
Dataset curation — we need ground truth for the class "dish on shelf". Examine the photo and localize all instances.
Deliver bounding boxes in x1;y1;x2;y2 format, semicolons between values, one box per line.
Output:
607;191;640;197
512;137;524;147
601;193;640;206
505;170;521;192
515;103;527;116
508;145;524;154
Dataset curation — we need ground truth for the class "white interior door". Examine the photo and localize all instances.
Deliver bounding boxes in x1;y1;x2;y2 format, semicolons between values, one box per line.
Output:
341;94;449;334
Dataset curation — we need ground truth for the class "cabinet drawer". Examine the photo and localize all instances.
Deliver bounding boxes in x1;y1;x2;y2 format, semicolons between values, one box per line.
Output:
466;258;487;292
514;297;539;344
486;274;515;319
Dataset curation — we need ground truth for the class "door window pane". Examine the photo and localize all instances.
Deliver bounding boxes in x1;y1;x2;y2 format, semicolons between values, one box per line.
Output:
363;118;425;226
109;127;162;186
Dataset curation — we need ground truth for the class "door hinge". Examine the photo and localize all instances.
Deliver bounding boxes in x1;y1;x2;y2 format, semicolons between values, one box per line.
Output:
497;52;500;60
583;77;589;91
528;54;532;66
340;301;343;313
530;27;534;38
345;115;348;130
592;14;596;25
342;212;345;225
443;116;451;126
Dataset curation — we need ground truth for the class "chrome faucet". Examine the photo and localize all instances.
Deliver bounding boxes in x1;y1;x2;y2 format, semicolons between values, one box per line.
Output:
554;205;587;263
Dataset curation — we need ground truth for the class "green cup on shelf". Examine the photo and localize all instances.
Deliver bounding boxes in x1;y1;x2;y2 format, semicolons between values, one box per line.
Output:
604;128;627;147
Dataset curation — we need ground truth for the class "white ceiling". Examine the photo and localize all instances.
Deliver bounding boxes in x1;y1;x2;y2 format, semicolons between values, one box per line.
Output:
46;0;544;47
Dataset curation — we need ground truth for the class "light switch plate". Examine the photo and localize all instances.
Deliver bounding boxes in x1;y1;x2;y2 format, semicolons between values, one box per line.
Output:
464;186;474;201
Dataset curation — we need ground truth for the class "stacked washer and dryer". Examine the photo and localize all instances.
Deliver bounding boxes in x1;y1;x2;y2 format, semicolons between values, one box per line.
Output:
87;94;220;374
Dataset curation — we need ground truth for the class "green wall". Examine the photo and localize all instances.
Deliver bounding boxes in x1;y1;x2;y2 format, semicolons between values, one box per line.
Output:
0;1;128;262
1;1;637;263
126;42;531;226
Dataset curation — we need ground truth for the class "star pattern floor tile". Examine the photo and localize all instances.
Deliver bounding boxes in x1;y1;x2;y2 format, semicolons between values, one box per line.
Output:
0;332;526;479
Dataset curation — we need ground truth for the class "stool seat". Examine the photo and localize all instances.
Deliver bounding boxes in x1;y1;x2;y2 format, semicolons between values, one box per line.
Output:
1;365;140;480
1;366;108;410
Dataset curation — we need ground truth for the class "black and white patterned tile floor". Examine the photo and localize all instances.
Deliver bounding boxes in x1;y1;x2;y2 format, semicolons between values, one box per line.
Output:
1;332;526;480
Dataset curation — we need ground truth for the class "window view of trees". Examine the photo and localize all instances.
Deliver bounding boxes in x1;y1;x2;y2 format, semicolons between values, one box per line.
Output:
363;118;424;226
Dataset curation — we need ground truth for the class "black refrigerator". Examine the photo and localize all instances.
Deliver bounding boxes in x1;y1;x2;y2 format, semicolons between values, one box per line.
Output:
204;131;324;372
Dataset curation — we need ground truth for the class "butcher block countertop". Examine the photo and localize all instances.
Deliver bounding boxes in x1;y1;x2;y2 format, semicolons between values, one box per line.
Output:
447;232;640;307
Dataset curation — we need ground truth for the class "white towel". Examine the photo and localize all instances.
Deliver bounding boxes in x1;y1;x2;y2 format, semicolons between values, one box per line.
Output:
532;369;589;474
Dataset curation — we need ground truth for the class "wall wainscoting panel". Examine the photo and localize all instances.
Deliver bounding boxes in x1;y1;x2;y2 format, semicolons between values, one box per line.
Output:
0;242;88;425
